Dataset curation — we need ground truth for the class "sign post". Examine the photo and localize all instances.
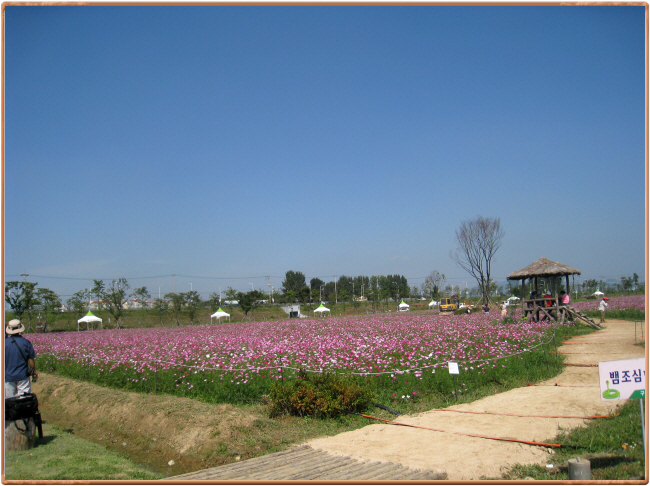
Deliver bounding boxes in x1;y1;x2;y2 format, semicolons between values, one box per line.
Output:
448;361;460;399
598;358;646;456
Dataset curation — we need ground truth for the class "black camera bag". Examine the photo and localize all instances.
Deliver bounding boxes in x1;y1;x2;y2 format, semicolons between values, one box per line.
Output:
5;393;39;422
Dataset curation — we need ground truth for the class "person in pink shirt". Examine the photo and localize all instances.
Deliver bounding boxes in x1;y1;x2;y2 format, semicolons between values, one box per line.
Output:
559;291;570;306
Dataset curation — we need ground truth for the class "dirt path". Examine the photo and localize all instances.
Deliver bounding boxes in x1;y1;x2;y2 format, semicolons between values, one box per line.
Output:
305;319;645;480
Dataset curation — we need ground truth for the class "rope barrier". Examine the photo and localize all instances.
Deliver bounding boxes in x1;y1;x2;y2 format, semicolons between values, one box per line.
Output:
562;363;598;367
358;414;562;448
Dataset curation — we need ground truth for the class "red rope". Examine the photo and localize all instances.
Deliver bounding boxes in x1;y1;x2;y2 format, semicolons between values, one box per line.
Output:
560;342;602;344
562;363;599;367
360;414;563;448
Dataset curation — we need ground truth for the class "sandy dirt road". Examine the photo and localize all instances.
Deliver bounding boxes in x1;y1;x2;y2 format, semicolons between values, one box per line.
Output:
306;319;646;480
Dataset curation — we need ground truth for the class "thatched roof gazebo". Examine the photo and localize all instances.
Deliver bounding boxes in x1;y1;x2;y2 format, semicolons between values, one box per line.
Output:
506;257;599;327
507;256;581;282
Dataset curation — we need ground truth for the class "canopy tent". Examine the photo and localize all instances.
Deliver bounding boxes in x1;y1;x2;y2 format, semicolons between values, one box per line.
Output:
77;310;102;331
593;290;604;298
210;308;230;323
428;300;438;308
506;296;521;304
398;300;410;311
314;304;330;316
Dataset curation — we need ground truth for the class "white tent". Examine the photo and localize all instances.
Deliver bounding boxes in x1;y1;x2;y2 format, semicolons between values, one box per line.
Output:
210;307;230;323
593;290;604;298
428;300;438;308
314;304;330;316
77;310;102;331
398;300;410;311
506;296;521;304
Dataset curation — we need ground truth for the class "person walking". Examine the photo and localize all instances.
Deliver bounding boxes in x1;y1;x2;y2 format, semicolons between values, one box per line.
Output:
598;297;609;324
5;319;38;398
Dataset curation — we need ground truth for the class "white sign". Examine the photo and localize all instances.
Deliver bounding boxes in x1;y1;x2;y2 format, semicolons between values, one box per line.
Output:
598;357;645;401
448;361;460;375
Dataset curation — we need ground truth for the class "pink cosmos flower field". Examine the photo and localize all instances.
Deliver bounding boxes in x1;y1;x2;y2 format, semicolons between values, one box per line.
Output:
30;311;565;381
571;295;645;312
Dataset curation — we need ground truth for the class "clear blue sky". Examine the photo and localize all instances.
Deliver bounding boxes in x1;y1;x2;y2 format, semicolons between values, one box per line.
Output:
4;5;646;299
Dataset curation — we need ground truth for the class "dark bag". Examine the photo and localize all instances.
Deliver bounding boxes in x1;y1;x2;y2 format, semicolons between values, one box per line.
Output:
5;393;39;421
5;393;43;438
11;336;35;377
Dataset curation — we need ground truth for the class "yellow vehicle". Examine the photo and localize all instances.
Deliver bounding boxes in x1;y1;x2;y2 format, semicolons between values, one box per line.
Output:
439;294;460;313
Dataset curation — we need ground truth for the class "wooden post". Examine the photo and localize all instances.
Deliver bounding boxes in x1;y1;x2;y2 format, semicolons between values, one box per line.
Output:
554;277;559;321
5;418;36;451
566;275;570;298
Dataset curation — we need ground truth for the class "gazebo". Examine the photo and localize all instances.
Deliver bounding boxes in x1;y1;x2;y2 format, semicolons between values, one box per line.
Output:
507;257;600;328
77;310;102;331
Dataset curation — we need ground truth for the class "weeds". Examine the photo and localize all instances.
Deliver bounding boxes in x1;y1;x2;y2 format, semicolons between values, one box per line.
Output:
268;370;375;418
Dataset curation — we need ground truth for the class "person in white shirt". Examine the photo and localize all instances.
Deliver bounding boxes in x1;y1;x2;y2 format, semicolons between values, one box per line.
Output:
598;297;609;323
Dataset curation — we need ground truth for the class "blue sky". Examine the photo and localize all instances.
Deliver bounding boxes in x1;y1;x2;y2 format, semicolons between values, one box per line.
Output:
3;5;646;299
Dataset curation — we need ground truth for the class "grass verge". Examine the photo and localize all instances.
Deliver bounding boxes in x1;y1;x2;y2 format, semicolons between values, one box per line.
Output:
4;422;164;480
581;308;646;321
498;399;646;480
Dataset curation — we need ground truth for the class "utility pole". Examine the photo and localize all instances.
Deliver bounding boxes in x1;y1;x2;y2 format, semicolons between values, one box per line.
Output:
266;276;271;303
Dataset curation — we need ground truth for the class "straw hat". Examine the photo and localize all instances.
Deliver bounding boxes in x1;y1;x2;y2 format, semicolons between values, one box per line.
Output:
5;319;25;335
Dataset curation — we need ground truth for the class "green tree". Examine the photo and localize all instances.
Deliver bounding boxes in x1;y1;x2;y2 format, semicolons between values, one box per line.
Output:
620;276;634;291
322;282;336;302
310;278;325;303
5;281;39;331
132;286;151;325
183;290;202;324
102;278;130;328
35;288;62;332
224;287;238;313
67;289;90;321
583;279;599;294
208;292;221;313
132;286;151;309
282;271;307;295
152;298;169;325
165;292;185;326
237;290;265;317
91;279;105;310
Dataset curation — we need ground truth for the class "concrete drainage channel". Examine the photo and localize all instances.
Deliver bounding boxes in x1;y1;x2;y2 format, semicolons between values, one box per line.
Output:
168;445;447;481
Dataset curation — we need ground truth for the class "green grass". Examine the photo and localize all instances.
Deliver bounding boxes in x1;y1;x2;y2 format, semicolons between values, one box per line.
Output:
4;422;164;480
581;308;646;321
499;400;646;480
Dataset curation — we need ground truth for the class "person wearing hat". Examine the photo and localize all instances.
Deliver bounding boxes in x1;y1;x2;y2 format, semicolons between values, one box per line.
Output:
5;319;38;397
598;297;609;324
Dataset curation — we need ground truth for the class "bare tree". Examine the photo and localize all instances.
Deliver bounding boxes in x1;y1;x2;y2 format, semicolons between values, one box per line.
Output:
450;216;504;305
